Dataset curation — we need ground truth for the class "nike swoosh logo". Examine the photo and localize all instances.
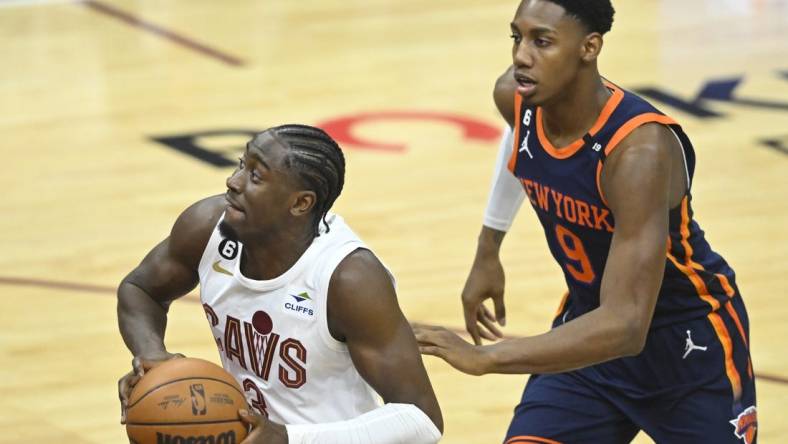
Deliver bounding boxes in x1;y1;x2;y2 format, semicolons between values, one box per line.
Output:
212;260;233;276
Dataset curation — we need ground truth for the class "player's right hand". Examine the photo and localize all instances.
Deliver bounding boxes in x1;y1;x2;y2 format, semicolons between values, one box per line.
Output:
118;352;185;424
461;252;506;346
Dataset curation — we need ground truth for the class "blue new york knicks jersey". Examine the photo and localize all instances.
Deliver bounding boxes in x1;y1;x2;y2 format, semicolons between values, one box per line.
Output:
508;80;740;328
504;80;757;444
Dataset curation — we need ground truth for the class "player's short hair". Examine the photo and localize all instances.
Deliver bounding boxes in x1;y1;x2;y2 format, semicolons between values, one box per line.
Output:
269;124;346;236
544;0;615;35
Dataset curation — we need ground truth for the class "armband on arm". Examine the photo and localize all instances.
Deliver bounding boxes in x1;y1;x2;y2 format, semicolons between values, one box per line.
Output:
482;126;525;231
286;403;441;444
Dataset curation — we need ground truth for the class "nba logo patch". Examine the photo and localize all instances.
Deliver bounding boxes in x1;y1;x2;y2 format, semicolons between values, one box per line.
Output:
730;405;757;444
189;383;207;416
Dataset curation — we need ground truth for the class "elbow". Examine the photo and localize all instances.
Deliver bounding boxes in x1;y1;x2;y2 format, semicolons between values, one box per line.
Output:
618;321;648;357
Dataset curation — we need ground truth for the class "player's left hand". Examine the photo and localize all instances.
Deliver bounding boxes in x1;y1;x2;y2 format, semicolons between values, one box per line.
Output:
412;323;490;376
238;409;288;444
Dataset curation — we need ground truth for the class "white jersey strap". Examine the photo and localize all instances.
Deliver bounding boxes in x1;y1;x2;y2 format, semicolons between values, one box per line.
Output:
286;403;441;444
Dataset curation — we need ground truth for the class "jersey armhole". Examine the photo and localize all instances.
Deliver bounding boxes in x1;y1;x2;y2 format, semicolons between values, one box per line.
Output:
315;243;368;353
197;213;227;279
596;113;679;206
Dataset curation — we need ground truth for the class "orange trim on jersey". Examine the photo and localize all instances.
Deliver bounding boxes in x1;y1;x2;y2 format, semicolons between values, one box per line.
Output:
666;252;720;311
535;83;624;160
725;301;749;349
591;80;624;134
508;93;524;173
724;300;750;382
708;311;743;400
667;197;743;400
506;436;563;444
678;198;705;270
716;273;736;297
595;113;677;205
603;113;677;156
553;291;570;319
666;198;720;311
595;160;607;207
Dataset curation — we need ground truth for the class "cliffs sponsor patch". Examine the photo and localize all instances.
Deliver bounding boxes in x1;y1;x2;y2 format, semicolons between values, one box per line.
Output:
284;291;315;318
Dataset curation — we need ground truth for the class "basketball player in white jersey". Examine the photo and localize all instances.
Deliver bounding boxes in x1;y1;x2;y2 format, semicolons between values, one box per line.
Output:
117;125;443;443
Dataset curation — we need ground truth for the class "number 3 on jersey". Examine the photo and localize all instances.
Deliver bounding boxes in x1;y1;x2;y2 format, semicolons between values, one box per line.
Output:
555;225;595;284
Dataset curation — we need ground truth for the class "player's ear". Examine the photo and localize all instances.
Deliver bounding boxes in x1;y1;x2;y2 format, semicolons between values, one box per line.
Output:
290;190;316;217
580;32;603;63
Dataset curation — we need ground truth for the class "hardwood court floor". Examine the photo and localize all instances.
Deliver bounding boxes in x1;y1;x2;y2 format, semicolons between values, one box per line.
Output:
1;0;786;442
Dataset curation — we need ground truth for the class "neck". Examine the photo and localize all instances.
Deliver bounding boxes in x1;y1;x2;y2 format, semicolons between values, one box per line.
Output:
239;226;314;281
540;71;610;146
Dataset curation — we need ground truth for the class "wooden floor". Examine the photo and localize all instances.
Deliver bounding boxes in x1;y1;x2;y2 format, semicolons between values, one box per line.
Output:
1;0;786;442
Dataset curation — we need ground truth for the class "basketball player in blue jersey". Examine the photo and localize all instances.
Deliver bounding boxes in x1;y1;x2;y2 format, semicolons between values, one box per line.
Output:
414;1;757;443
117;125;442;443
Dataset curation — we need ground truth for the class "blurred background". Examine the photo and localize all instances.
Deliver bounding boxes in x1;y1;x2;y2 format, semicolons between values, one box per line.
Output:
1;0;786;442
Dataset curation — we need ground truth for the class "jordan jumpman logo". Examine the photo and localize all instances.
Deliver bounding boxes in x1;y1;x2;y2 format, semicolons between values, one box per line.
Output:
683;329;707;359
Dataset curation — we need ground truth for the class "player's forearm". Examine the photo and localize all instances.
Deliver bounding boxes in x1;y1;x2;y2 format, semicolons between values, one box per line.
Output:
285;403;441;444
117;280;170;357
479;305;641;374
476;225;507;256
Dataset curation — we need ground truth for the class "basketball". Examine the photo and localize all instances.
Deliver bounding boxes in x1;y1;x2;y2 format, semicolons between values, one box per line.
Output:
125;357;249;444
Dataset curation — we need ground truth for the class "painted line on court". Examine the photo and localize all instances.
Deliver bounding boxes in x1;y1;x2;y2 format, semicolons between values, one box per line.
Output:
0;0;75;8
2;275;786;387
80;0;244;67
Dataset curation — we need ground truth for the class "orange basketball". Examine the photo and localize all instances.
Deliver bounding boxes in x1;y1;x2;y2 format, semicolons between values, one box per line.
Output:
125;357;249;444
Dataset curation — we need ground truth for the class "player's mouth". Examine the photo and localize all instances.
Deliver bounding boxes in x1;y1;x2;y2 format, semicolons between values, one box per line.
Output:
514;72;537;95
225;193;245;214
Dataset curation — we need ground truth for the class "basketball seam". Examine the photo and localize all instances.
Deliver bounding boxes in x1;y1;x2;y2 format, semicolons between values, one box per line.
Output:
128;377;245;410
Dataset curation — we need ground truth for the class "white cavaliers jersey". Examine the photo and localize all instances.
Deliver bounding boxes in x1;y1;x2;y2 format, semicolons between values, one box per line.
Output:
197;213;382;424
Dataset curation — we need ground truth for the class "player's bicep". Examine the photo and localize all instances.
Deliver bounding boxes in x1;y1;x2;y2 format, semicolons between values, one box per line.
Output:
123;237;199;305
122;195;223;304
600;125;674;328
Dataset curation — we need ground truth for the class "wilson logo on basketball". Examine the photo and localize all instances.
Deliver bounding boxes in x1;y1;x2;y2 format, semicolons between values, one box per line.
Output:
189;383;207;416
156;431;237;444
729;406;757;444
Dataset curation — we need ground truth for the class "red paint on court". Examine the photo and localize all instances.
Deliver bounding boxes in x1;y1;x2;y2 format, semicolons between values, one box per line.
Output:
318;111;501;152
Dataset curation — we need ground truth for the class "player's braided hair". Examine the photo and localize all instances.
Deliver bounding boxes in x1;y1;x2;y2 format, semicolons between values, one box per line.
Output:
544;0;615;35
270;124;345;237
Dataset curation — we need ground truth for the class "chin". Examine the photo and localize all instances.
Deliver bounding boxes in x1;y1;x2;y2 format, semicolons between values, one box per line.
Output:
519;91;544;107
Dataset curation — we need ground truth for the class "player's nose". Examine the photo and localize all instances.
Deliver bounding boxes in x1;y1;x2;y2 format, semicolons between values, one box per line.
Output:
226;168;243;193
513;41;534;68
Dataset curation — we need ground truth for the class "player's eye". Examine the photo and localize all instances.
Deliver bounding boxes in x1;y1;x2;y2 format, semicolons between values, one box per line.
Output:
237;157;245;170
534;38;551;48
510;33;522;44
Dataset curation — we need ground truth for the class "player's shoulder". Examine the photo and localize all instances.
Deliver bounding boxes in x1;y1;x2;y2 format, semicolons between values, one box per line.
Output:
169;194;226;258
327;247;396;310
604;84;680;157
607;122;678;174
173;194;226;233
331;248;389;290
493;65;517;128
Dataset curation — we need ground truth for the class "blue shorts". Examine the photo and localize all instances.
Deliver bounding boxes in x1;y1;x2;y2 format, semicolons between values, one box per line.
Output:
504;296;757;444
